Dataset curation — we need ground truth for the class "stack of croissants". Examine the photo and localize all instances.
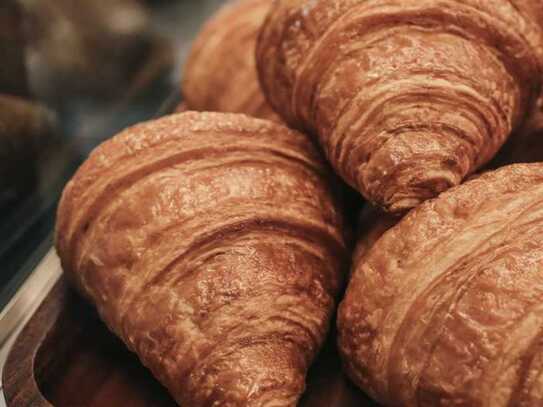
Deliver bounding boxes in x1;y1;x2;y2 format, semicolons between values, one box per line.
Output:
55;0;543;406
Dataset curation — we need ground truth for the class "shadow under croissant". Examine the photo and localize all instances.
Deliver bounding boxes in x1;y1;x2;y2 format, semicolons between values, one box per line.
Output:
299;325;378;407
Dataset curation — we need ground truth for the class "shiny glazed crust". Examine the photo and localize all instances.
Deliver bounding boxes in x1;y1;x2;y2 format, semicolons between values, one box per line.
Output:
338;163;543;406
182;0;279;121
257;0;543;213
55;112;347;406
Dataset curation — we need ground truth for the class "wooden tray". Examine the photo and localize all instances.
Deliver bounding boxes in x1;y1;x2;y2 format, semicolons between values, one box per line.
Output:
3;276;377;406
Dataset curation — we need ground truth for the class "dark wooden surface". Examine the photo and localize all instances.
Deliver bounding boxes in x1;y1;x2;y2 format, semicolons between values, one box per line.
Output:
3;276;377;407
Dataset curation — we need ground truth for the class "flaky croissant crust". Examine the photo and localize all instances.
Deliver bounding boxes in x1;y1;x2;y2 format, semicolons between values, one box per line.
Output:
257;0;543;213
56;112;347;406
339;163;543;406
182;0;279;121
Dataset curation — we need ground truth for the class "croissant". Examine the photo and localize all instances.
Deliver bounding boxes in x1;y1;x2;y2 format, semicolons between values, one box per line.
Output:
21;0;155;100
257;0;543;213
55;112;348;406
0;0;29;97
338;162;543;406
0;94;54;195
182;0;279;121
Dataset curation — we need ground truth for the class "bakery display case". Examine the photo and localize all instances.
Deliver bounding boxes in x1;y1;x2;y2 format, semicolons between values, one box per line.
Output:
2;1;543;406
0;0;174;315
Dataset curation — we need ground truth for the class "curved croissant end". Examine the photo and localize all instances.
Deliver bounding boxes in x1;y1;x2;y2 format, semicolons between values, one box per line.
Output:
257;0;543;213
339;163;543;406
55;112;347;406
183;0;279;122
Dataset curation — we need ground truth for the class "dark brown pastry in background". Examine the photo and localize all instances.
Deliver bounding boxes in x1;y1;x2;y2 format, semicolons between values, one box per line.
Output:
20;0;165;101
0;94;54;200
0;1;59;206
257;0;543;214
339;163;543;406
55;112;348;406
0;0;29;97
182;0;279;121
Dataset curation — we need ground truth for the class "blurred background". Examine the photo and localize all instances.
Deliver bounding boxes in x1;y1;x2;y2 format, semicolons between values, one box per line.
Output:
0;0;227;312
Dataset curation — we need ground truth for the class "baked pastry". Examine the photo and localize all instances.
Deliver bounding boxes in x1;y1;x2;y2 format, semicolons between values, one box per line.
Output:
257;0;543;213
55;112;348;406
0;94;54;196
338;163;543;406
182;0;279;121
0;0;29;96
21;0;159;100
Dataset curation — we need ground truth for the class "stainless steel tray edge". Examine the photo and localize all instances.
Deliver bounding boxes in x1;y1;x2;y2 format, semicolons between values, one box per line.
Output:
0;248;62;406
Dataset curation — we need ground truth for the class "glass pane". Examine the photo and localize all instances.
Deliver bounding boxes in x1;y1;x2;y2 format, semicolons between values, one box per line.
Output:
0;0;228;310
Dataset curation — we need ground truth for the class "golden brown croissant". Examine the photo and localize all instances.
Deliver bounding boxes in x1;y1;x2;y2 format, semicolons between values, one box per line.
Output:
338;162;543;406
55;112;348;406
257;0;543;213
182;0;279;121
